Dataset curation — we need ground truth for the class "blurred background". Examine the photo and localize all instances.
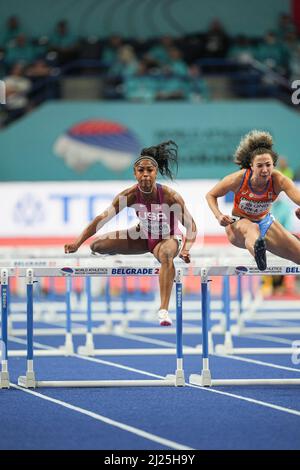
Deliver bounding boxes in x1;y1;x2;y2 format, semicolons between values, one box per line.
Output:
1;0;300;298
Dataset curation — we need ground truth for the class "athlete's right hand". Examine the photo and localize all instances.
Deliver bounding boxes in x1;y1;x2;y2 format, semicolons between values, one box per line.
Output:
64;243;79;254
217;214;236;226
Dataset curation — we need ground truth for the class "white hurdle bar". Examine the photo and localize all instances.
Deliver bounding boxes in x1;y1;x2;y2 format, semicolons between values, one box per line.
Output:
16;266;186;389
215;268;300;356
189;266;300;387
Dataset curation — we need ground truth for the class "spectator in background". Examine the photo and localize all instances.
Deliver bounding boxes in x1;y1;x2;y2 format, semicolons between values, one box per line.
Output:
203;20;229;58
1;15;22;48
278;157;294;179
49;20;78;65
5;33;36;68
289;43;300;82
186;64;210;101
276;13;297;40
228;35;255;63
255;32;286;74
155;48;187;101
104;45;139;99
3;62;32;125
123;61;157;102
167;47;188;76
101;35;123;67
145;36;174;68
108;45;139;78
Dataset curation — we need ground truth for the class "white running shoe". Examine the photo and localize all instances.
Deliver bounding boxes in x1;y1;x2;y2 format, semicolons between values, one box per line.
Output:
158;309;172;326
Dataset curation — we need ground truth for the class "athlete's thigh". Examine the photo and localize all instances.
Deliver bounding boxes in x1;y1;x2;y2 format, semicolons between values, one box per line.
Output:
225;218;260;249
92;226;149;255
265;220;300;259
152;237;179;262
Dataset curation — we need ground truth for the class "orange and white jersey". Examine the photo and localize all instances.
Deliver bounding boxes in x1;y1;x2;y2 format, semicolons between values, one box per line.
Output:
233;169;278;220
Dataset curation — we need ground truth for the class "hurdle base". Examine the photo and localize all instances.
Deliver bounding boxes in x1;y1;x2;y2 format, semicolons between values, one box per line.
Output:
59;333;74;355
77;333;95;356
18;372;36;389
215;344;233;355
27;376;177;388
165;370;185;387
0;371;10;389
189;370;212;387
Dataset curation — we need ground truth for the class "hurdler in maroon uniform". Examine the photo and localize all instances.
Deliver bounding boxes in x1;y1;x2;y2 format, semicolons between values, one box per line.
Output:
65;141;197;326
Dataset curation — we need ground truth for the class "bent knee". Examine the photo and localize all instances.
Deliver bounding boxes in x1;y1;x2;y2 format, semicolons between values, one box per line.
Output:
90;239;108;254
159;248;176;263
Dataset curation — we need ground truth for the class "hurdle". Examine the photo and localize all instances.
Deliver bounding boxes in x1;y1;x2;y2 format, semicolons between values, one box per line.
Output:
1;268;16;388
215;265;300;356
17;266;186;388
2;256;219;355
190;266;300;387
0;253;233;337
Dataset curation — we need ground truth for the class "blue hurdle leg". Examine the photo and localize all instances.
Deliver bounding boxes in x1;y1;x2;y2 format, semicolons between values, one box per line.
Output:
77;277;95;355
18;269;36;388
207;283;214;353
64;276;74;354
237;275;243;317
189;268;212;387
175;269;185;386
121;277;128;329
0;269;10;388
222;275;233;350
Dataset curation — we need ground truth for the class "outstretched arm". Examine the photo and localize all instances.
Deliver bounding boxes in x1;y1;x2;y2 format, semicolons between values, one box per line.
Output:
206;171;243;226
64;188;132;253
169;191;197;263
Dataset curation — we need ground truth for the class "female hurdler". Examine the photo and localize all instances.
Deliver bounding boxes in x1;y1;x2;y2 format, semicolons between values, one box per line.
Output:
65;141;197;325
206;130;300;270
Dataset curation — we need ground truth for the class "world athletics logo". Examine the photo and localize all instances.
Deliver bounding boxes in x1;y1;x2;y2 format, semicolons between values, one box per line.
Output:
235;266;248;275
54;119;140;172
60;267;74;275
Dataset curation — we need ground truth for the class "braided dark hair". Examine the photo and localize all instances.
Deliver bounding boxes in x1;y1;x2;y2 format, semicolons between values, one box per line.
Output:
234;130;278;169
140;140;178;180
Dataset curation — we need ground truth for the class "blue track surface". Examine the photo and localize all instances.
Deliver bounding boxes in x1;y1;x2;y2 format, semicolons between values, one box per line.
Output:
1;314;300;450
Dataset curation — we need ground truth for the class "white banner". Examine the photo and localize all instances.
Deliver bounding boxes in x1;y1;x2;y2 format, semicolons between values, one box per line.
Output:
0;180;298;238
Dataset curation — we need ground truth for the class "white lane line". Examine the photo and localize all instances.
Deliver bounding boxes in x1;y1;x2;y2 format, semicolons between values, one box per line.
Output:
8;335;171;379
247;319;300;327
243;334;296;345
10;383;193;451
9;333;300;419
198;386;300;417
215;353;300;373
9;332;300;377
114;332;187;348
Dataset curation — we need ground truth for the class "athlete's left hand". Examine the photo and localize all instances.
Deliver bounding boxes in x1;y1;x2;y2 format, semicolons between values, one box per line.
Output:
180;249;190;263
295;208;300;219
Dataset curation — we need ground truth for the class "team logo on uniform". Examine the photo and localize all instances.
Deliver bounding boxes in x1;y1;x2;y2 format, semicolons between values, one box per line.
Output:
54;119;140;172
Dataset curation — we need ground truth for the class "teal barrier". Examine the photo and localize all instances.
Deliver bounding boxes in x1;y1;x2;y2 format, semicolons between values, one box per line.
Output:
1;100;299;181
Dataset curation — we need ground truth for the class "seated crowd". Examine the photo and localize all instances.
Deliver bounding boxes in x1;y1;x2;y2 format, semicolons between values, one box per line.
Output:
0;13;299;126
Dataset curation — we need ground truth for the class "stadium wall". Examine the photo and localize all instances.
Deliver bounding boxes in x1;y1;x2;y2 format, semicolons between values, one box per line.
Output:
0;0;291;40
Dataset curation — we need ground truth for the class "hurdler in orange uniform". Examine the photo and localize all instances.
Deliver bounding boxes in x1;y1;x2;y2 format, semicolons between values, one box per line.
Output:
206;130;300;271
